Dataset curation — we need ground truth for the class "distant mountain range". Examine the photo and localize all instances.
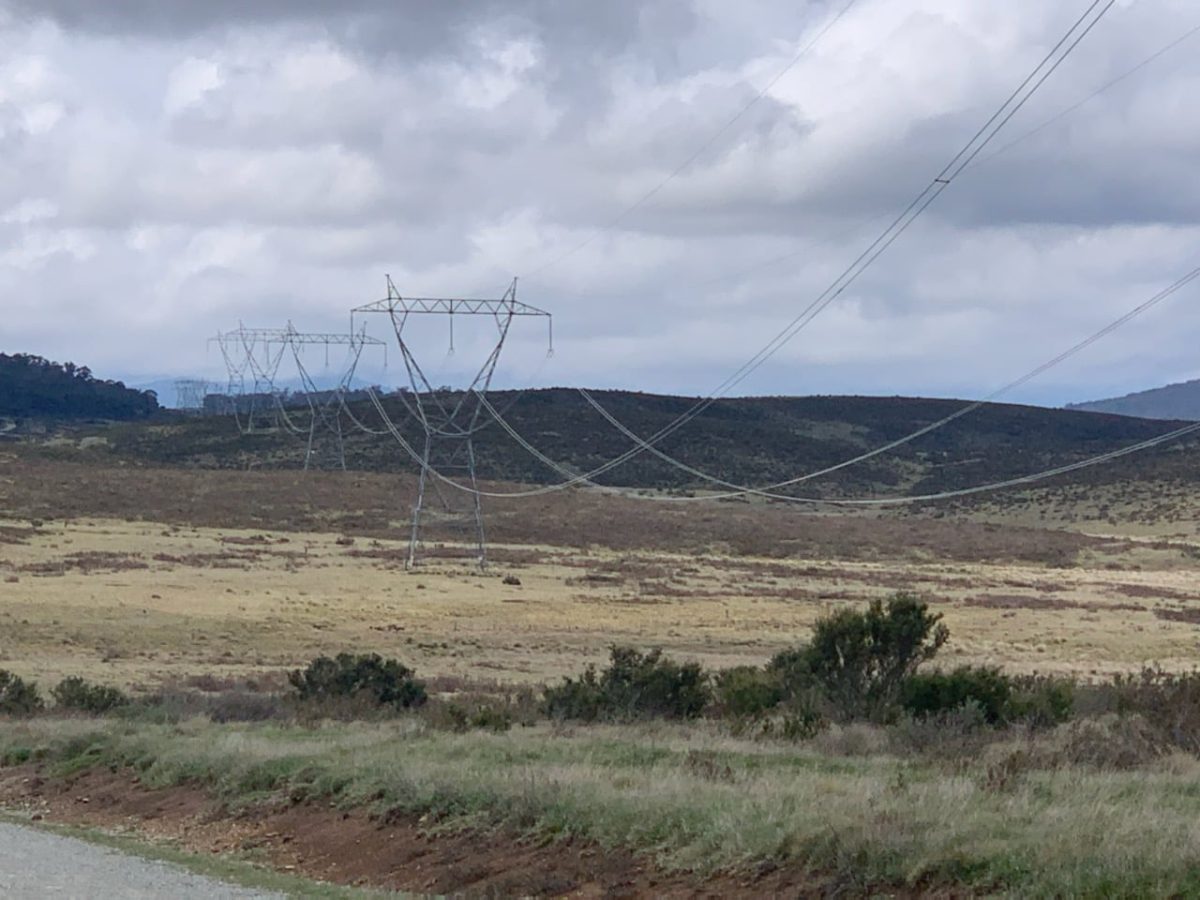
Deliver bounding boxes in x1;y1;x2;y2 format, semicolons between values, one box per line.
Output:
1066;378;1200;422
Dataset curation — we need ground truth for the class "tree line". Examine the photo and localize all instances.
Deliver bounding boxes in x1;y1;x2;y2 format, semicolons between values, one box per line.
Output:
0;353;159;420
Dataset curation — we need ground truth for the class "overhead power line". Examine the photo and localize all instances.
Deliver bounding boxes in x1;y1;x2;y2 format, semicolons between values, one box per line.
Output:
354;1;1195;514
362;377;1200;508
444;0;1119;494
575;262;1200;502
519;0;862;283
524;17;1200;303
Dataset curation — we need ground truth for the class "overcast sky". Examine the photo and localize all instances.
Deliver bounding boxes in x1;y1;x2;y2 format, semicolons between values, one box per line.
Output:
2;0;1199;406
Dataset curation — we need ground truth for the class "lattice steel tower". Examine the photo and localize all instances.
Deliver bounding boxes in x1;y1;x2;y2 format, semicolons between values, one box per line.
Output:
354;275;552;568
210;324;386;469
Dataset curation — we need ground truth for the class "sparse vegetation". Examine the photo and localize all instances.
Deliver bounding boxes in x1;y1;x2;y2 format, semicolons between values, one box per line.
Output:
51;676;128;714
0;669;42;716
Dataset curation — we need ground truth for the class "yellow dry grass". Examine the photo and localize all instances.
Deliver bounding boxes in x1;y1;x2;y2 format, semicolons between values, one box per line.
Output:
2;512;1199;692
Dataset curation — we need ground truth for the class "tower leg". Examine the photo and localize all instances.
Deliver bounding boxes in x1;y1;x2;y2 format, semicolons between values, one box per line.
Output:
407;431;432;570
465;438;487;569
304;416;317;471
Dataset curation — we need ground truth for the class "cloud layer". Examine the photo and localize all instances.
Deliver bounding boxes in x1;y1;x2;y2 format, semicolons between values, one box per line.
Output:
2;0;1199;405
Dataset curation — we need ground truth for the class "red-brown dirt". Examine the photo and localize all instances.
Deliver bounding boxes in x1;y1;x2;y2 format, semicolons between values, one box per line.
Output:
0;765;956;898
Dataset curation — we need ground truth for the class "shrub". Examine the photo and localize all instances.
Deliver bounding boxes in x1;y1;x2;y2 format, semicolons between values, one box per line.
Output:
901;666;1013;724
544;646;710;721
51;677;129;714
714;666;783;719
542;670;605;722
893;702;994;759
425;698;514;733
205;690;286;723
287;653;426;710
779;704;827;741
771;593;948;721
1099;668;1200;752
0;669;43;716
1009;675;1074;728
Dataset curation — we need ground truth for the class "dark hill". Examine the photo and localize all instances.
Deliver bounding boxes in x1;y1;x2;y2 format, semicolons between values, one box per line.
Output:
97;388;1200;498
0;353;159;421
1067;378;1200;421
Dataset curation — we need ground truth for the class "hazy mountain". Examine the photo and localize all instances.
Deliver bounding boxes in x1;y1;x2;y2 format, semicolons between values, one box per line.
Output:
1066;378;1200;422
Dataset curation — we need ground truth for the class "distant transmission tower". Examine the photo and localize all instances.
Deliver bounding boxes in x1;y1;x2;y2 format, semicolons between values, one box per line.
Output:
353;275;552;568
173;378;212;414
210;324;288;433
210;324;386;469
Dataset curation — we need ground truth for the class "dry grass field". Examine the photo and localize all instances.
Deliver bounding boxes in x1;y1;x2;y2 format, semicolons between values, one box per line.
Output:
2;452;1199;692
5;451;1200;896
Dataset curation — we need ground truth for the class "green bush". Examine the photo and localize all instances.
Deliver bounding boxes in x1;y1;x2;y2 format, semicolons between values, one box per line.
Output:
779;704;828;741
287;653;426;710
1096;668;1200;752
1009;675;1074;728
544;646;710;721
714;666;783;719
771;593;948;721
541;671;604;722
901;666;1013;725
51;677;129;714
0;669;43;716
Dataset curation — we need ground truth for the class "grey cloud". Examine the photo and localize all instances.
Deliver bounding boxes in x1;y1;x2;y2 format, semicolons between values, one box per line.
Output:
2;0;1199;408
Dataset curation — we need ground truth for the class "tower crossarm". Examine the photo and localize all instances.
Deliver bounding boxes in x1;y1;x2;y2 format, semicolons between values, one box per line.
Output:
210;327;387;346
351;297;551;318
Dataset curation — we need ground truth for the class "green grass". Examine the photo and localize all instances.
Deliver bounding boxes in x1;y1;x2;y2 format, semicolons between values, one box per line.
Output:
3;717;1200;898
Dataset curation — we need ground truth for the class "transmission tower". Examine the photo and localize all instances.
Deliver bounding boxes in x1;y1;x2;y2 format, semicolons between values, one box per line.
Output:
353;275;552;569
173;378;213;414
209;324;386;469
210;324;288;433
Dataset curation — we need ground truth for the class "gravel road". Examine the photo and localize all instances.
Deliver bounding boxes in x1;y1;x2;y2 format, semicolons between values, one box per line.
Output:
0;822;286;899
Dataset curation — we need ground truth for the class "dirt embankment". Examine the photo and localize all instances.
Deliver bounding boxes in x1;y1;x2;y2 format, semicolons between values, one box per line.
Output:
0;765;924;899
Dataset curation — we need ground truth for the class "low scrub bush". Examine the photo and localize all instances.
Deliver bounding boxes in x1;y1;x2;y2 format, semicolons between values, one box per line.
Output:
771;593;948;721
1100;668;1200;752
1008;675;1074;728
544;646;710;721
892;703;996;760
51;677;128;714
713;666;783;719
425;698;515;733
901;666;1012;724
0;669;42;716
288;653;426;710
